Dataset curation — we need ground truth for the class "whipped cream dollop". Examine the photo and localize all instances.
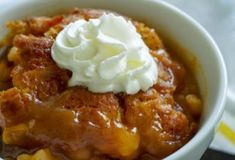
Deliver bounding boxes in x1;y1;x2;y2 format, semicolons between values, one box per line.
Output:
52;14;158;94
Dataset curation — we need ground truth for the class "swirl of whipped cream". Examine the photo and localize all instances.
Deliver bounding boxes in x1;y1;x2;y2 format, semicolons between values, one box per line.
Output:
52;14;158;94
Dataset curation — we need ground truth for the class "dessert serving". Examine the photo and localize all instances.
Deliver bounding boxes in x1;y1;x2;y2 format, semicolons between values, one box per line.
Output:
0;8;202;160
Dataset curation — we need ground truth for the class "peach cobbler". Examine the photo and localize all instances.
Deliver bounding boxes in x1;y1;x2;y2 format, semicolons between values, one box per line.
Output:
0;8;202;160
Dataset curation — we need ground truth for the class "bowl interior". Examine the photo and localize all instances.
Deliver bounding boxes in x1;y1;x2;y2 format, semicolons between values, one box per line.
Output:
0;0;227;160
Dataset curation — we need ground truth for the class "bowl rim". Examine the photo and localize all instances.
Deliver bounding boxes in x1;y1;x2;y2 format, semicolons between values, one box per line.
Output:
0;0;228;159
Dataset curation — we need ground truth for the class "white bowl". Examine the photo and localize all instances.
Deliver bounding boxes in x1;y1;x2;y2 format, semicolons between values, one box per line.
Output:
0;0;227;160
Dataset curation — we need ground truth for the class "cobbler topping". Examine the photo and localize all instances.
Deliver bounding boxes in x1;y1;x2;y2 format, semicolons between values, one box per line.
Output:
52;14;158;94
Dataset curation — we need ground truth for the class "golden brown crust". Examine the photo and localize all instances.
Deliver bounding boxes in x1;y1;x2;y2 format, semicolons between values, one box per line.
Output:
0;88;29;127
123;89;194;158
10;35;70;101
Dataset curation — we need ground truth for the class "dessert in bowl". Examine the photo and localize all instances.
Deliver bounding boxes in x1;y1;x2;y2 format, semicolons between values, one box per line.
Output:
0;0;227;160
